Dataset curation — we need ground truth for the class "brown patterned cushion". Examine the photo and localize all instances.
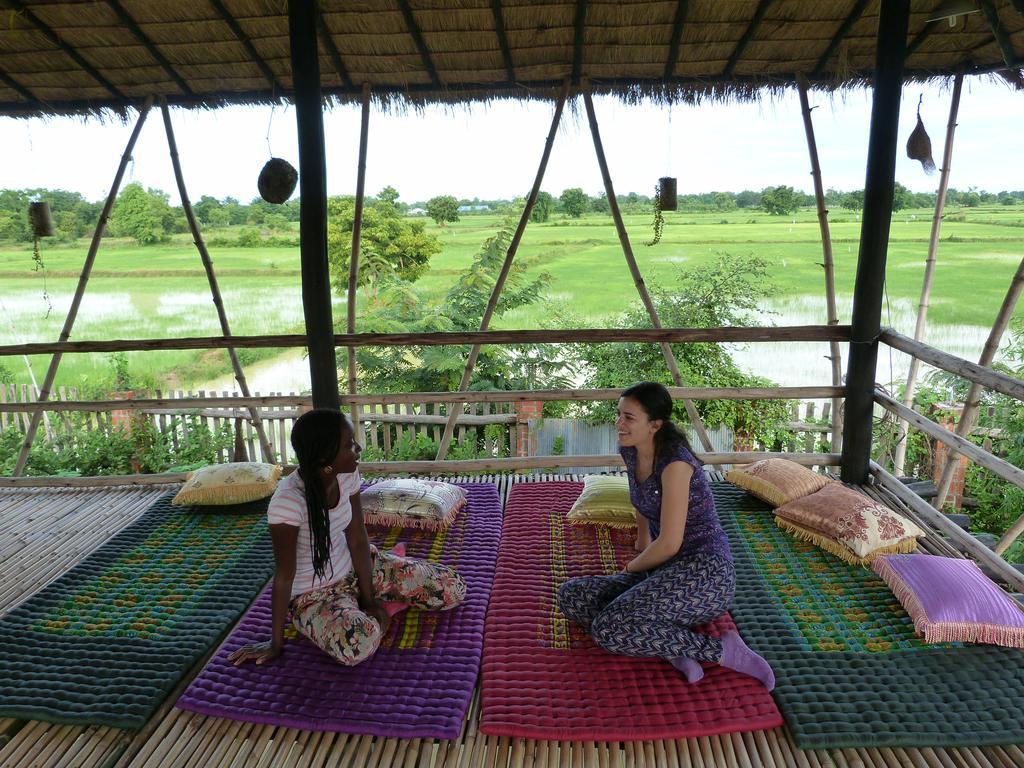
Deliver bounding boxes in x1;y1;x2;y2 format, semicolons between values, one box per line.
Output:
725;458;831;507
774;483;925;565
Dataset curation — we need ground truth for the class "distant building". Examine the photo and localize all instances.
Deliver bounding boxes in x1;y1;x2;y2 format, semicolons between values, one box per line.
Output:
407;207;427;215
457;204;490;213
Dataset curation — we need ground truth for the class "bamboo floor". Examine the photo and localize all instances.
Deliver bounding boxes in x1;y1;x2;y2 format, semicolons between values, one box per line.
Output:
2;474;1023;768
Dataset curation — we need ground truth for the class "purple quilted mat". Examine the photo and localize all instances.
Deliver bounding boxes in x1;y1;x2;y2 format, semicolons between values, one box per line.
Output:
175;483;502;739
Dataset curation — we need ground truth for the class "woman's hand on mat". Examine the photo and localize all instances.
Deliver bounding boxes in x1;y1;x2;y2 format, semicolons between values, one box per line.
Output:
228;640;282;666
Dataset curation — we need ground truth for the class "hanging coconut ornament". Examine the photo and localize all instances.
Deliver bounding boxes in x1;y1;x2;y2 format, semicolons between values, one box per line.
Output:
906;96;936;175
257;157;298;204
658;176;678;211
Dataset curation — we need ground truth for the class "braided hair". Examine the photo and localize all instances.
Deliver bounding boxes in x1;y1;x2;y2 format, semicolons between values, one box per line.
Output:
621;381;696;464
290;408;350;582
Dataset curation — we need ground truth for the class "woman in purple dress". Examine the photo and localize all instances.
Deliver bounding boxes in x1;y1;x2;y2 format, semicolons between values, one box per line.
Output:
558;382;774;689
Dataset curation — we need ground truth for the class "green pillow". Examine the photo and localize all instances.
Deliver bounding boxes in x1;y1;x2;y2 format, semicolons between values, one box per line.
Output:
566;475;636;528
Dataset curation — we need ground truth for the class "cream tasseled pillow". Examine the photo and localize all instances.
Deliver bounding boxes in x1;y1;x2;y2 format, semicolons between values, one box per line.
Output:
171;462;282;506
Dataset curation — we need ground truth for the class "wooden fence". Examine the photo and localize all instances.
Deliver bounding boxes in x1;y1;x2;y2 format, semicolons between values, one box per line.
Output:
0;385;517;465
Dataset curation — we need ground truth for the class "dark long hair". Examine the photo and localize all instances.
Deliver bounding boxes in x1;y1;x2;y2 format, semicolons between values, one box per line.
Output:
290;408;350;582
621;381;696;462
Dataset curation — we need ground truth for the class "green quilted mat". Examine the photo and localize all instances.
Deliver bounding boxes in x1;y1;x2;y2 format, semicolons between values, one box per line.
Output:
0;493;273;729
714;481;1024;749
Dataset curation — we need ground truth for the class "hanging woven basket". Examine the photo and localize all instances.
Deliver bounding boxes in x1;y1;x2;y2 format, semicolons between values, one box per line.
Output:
28;201;54;237
906;97;936;174
257;158;298;204
658;176;678;212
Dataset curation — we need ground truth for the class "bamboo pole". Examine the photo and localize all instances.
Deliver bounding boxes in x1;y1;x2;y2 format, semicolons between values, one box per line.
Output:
12;96;155;476
434;82;570;460
797;76;843;453
581;86;717;461
880;328;1024;402
0;324;851;357
0;385;844;413
933;254;1024;510
348;83;371;441
893;72;964;476
159;99;275;464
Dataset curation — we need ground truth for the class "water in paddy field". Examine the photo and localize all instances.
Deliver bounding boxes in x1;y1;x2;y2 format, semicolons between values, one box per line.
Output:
727;294;1005;393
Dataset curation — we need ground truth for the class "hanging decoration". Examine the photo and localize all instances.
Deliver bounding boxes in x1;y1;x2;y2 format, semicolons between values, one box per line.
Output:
906;95;936;174
645;180;667;247
28;200;54;315
258;157;298;204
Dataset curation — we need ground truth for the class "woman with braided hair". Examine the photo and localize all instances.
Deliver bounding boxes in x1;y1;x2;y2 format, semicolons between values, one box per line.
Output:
229;408;466;667
557;382;774;690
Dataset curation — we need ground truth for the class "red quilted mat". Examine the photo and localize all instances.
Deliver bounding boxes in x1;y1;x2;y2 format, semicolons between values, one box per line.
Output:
480;481;782;741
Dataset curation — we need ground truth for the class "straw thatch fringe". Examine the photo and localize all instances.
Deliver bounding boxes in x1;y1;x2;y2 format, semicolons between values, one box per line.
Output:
873;557;1024;647
775;517;919;567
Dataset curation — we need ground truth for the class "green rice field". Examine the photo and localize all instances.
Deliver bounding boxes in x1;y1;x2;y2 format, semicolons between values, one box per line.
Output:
1;203;1022;392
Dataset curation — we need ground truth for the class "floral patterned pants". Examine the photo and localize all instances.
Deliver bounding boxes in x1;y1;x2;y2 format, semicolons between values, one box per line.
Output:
289;545;466;666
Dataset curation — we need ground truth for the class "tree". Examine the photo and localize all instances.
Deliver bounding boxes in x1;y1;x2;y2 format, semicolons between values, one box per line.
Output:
589;192;609;214
567;253;791;446
109;183;172;244
560;187;588;218
760;185;799;216
193;195;222;225
892;182;910;213
326;190;441;305
735;189;760;209
530;191;554;223
712;192;736;212
840;190;864;211
426;195;460;226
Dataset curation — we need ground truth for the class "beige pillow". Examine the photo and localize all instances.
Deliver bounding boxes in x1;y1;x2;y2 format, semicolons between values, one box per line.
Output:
361;479;467;530
171;462;282;506
774;483;925;566
566;475;636;528
725;458;831;507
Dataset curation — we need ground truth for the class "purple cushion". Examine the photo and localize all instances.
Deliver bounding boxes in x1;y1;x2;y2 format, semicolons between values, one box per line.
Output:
872;553;1024;647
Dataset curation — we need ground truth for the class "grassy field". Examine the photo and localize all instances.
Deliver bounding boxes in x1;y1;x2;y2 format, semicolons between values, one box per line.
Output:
1;204;1022;390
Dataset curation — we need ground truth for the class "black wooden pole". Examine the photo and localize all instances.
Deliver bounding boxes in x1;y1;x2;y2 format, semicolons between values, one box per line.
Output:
841;0;910;482
288;0;338;410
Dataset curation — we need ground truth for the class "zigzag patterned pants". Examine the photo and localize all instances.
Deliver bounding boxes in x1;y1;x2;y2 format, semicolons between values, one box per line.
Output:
557;553;735;662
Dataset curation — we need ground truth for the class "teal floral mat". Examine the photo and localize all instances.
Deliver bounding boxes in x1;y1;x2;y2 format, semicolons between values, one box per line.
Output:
0;493;273;729
715;482;1024;749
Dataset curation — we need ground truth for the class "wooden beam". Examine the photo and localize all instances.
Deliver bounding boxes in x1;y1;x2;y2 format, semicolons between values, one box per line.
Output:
663;0;690;79
978;0;1021;70
811;0;870;77
723;0;774;78
880;328;1024;402
396;0;441;88
906;19;941;57
0;67;36;102
491;0;516;83
572;0;588;85
871;463;1024;594
105;0;193;97
0;325;853;357
288;0;337;410
348;83;371;442
316;10;354;89
0;386;846;414
211;0;284;93
4;0;124;99
874;389;1024;496
12;98;154;476
840;0;910;484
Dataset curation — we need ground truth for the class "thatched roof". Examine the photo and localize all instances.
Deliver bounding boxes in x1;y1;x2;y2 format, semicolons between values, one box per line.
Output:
0;0;1022;118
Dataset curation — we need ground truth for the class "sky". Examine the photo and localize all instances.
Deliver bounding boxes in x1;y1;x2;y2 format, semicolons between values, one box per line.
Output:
0;76;1021;206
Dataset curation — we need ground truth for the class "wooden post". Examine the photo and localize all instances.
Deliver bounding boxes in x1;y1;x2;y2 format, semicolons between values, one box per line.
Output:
840;0;910;483
434;83;570;460
797;76;843;453
347;83;371;445
13;96;155;476
934;255;1024;508
160;100;276;464
581;86;717;462
893;71;964;476
289;0;338;410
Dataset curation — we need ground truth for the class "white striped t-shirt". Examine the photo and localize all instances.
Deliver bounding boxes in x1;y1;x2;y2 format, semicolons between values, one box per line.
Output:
267;469;361;597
